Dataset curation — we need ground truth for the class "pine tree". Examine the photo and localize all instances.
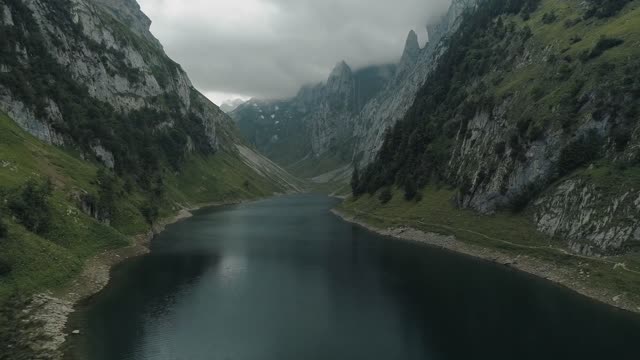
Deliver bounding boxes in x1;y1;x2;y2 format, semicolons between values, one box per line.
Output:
8;179;53;235
379;188;392;204
404;178;418;201
0;215;7;239
351;166;361;196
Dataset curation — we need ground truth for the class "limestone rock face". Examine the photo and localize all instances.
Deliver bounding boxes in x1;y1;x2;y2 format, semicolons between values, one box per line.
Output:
91;0;163;49
0;0;235;163
235;0;638;256
533;179;640;255
308;61;357;156
0;93;65;145
430;38;640;256
91;144;115;169
232;62;396;170
232;0;474;180
396;30;420;76
326;61;355;100
352;0;477;166
2;4;13;25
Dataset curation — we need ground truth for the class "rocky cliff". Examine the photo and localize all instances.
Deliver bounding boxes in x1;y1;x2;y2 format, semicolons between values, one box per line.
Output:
232;62;396;177
353;0;477;165
0;1;298;357
534;177;640;255
353;0;640;255
232;0;474;181
0;0;247;169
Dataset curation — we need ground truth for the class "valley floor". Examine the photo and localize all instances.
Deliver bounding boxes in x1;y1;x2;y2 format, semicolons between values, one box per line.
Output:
335;187;640;314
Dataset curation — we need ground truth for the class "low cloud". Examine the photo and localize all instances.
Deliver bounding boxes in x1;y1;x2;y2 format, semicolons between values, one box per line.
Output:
139;0;451;102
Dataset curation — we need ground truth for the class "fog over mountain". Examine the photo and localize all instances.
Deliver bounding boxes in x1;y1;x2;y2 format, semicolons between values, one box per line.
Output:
138;0;451;103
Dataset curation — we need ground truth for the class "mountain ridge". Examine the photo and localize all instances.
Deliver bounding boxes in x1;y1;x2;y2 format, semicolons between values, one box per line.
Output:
232;0;475;184
0;1;298;357
231;61;397;179
352;0;640;256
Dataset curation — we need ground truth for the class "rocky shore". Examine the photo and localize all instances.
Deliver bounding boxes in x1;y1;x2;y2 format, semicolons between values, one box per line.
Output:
331;209;640;315
21;201;242;359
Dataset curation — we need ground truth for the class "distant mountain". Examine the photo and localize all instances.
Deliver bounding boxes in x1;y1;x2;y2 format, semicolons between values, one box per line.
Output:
219;98;246;113
231;0;474;184
353;0;476;166
231;62;396;179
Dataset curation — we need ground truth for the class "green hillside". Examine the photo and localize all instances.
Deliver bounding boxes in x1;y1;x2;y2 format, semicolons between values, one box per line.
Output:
339;186;640;309
0;110;281;304
355;0;640;199
344;0;640;308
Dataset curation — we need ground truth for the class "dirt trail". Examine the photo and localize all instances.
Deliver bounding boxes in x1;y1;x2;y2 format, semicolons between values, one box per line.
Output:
351;208;640;276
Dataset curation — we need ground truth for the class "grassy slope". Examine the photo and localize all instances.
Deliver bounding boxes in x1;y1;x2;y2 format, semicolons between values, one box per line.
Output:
0;112;282;301
0;113;128;299
284;149;354;195
494;0;640;130
339;186;640;307
286;151;341;176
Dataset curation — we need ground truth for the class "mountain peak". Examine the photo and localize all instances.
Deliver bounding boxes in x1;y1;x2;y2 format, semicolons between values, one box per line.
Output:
330;60;352;78
400;30;420;64
406;29;419;46
93;0;163;49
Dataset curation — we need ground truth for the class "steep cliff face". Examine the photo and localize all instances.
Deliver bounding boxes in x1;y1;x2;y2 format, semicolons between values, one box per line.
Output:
232;96;313;167
533;176;640;255
0;0;242;171
440;1;640;256
0;1;300;357
92;0;163;49
353;0;640;255
0;0;298;233
353;0;476;165
231;0;474;181
307;61;357;156
232;62;395;176
40;0;184;111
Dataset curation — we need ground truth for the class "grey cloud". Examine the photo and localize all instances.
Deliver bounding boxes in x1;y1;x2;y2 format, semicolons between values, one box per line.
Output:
140;0;451;101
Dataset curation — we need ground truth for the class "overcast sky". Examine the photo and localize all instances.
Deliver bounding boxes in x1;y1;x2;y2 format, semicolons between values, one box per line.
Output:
138;0;451;105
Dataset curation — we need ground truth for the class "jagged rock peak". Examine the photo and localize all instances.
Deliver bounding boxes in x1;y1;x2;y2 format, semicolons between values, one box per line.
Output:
401;30;421;62
326;60;354;95
92;0;162;49
396;30;421;77
329;60;353;79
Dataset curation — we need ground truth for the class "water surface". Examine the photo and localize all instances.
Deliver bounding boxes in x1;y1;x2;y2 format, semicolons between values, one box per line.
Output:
74;194;640;359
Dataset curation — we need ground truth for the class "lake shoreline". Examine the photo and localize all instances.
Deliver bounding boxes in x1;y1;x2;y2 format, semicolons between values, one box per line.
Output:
27;199;253;360
331;208;640;315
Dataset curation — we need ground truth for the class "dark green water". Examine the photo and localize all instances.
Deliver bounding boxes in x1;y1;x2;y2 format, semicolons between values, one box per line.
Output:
73;194;640;359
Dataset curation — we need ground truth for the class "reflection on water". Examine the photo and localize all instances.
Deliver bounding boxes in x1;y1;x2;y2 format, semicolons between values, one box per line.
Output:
73;254;217;358
72;195;640;360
